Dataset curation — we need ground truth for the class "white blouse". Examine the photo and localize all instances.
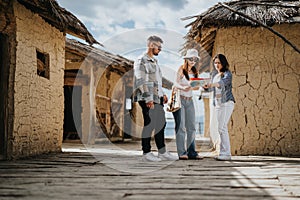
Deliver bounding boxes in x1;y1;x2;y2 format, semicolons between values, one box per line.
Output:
176;73;196;98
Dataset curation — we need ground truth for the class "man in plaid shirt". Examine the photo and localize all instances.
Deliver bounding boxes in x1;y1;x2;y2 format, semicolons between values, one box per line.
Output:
133;35;178;162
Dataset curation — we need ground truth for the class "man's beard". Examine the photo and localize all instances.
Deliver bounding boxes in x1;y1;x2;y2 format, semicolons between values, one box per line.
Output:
153;49;159;56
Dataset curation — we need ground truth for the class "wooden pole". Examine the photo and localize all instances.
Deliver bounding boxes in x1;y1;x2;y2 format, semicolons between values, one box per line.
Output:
219;2;300;54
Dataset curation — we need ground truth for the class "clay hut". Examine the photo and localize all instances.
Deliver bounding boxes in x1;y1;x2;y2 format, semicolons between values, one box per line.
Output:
65;38;133;143
183;0;300;156
0;0;98;159
65;39;173;144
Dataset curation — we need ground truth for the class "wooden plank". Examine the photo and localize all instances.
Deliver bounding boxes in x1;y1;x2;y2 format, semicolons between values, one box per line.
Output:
0;143;299;200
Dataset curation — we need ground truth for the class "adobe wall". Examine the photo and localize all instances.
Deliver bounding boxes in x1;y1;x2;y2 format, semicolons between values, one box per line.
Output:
213;24;300;156
11;2;65;158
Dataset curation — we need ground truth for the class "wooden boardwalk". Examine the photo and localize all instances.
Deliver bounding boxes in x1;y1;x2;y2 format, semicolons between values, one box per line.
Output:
0;140;299;200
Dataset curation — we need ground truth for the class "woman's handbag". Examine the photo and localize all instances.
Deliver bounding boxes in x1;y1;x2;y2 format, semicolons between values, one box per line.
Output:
167;86;181;112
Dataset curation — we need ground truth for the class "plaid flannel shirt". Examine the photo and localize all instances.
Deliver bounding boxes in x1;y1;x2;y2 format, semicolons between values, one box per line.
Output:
133;53;163;104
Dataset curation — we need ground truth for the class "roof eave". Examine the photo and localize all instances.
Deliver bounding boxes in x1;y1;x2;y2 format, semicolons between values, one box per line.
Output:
16;0;101;46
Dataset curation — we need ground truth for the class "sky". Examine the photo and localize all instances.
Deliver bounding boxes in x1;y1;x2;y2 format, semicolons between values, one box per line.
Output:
56;1;226;54
56;0;226;121
57;0;223;45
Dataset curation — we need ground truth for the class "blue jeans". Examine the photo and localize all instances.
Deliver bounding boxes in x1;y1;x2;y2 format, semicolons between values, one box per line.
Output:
172;98;198;158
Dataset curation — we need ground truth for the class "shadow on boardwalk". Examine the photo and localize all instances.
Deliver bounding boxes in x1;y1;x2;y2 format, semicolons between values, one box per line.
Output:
0;140;299;200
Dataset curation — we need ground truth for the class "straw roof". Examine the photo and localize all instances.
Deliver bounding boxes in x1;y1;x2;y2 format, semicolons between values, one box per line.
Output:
183;0;300;72
17;0;99;45
66;38;133;74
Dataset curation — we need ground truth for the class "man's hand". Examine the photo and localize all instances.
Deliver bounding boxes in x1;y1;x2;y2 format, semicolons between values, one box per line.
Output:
146;101;154;109
163;95;168;104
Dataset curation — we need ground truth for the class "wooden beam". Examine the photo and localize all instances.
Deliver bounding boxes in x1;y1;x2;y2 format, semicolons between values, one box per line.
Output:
64;75;89;86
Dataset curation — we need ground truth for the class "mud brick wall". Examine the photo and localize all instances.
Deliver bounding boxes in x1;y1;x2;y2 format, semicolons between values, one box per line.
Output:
213;24;300;156
11;2;65;158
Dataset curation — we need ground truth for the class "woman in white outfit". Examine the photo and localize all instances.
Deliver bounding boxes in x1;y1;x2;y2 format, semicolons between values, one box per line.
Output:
203;54;235;161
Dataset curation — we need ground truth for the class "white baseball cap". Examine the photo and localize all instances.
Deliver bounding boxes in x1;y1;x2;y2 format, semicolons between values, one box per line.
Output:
183;49;200;59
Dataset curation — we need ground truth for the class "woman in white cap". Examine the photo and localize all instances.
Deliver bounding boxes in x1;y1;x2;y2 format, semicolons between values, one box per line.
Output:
172;49;203;160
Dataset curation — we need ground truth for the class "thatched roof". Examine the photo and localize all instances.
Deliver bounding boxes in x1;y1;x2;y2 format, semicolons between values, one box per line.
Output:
17;0;99;45
66;38;133;75
65;39;173;89
183;0;300;72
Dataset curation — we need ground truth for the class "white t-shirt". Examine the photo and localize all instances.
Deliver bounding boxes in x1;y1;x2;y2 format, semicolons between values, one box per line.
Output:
177;73;195;97
213;74;222;106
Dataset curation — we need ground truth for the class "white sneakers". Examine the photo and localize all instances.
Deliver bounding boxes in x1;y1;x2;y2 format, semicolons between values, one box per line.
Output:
215;155;231;161
158;151;178;161
142;152;232;162
142;152;178;162
142;152;162;162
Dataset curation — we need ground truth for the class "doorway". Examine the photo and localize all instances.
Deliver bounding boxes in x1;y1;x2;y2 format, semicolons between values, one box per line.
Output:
63;85;82;140
0;34;9;160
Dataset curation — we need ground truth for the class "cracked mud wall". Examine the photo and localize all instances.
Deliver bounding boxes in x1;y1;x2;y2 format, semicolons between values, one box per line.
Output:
213;24;300;156
11;2;65;159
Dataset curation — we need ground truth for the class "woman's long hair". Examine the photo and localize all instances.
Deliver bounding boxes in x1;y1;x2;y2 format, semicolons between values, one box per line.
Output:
213;54;229;73
182;60;198;80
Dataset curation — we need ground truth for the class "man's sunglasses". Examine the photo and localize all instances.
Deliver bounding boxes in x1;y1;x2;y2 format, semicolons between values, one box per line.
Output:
153;43;162;50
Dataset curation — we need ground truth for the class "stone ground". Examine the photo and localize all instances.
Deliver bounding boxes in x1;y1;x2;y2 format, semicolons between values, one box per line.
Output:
0;138;299;200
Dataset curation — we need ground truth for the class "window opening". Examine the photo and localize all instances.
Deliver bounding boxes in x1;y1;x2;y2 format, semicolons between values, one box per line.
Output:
36;49;49;79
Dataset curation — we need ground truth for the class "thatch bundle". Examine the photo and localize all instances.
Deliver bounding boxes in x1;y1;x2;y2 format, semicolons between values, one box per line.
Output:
17;0;99;45
184;0;300;28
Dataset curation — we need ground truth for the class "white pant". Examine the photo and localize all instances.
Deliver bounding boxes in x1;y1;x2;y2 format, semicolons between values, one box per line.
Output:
210;102;220;152
214;101;234;156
